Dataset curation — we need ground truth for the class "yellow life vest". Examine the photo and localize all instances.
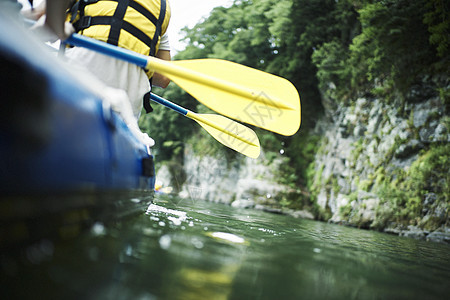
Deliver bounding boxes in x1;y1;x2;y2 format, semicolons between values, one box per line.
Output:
68;0;171;78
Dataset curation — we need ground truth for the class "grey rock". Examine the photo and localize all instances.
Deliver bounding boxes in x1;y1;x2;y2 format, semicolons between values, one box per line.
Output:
259;206;283;214
353;125;366;137
413;103;434;128
433;123;449;142
400;226;426;240
419;126;436;142
367;113;383;134
427;230;450;244
285;209;315;220
231;199;255;209
424;193;438;206
394;140;424;158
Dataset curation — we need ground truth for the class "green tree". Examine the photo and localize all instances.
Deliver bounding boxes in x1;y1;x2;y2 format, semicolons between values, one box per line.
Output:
141;0;448;206
424;0;449;58
315;0;448;103
143;0;362;189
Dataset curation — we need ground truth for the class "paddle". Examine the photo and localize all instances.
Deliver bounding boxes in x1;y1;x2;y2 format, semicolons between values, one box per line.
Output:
65;34;301;136
150;93;260;159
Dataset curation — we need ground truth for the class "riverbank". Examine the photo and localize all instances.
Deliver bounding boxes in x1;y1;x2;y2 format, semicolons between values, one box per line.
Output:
230;197;450;244
155;85;449;243
152;71;449;245
307;89;449;244
232;198;449;245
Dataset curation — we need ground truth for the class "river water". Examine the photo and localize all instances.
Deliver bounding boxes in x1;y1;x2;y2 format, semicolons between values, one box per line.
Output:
2;194;450;299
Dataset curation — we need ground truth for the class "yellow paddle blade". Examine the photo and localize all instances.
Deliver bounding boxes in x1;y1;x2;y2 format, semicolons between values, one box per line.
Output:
147;58;301;136
187;112;260;159
65;35;299;135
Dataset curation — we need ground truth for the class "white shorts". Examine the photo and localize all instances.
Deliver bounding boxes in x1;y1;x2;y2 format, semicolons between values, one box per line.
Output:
65;47;150;119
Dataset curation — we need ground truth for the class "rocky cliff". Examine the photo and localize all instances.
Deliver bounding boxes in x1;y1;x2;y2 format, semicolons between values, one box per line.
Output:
156;145;303;212
309;91;449;243
156;87;449;243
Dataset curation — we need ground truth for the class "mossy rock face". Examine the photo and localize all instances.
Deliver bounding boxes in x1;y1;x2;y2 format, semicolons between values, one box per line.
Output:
305;89;449;234
339;203;353;220
420;215;447;232
373;143;449;228
371;203;395;231
315;204;332;221
346;198;379;229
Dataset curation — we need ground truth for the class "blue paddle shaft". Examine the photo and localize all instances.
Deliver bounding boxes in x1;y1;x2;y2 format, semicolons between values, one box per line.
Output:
150;93;188;116
65;34;149;69
65;35;188;116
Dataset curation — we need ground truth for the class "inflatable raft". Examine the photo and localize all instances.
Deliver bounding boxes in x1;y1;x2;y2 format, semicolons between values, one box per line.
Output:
0;13;156;195
0;10;155;247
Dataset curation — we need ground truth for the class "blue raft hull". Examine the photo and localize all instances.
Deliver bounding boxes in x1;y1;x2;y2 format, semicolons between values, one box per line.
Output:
0;15;156;195
0;11;156;248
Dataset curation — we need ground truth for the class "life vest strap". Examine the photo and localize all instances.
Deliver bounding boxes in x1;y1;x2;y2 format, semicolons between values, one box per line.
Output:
150;0;166;56
73;16;155;53
143;91;153;114
107;0;128;46
72;0;166;56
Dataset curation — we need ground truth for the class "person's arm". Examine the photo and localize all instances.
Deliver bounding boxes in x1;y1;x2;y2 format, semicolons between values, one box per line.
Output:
152;32;171;88
152;49;171;88
21;1;46;20
45;0;74;39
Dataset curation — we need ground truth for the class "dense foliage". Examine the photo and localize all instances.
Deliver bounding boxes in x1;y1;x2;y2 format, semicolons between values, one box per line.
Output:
140;0;448;189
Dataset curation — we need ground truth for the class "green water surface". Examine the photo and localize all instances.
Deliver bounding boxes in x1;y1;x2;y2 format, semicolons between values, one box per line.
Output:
1;195;449;299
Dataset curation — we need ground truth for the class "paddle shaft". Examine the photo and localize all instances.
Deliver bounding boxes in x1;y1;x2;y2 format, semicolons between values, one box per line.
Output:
65;34;148;68
150;93;187;116
150;94;258;147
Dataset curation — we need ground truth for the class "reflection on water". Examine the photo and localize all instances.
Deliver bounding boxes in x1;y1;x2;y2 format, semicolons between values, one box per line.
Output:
1;194;450;299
